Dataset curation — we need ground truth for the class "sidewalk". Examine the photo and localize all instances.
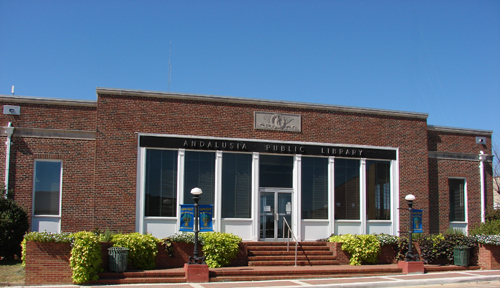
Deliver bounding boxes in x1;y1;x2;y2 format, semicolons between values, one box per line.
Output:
8;270;500;288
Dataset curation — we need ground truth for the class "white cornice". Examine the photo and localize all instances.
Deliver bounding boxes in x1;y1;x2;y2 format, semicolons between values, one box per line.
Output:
428;125;493;136
0;95;96;107
96;87;429;119
0;127;95;140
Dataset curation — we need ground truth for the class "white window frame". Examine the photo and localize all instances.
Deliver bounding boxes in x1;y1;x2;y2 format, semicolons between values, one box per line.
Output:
32;159;63;233
449;177;468;224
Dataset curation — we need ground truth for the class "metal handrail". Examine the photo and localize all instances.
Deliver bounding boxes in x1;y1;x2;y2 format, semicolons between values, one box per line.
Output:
282;217;298;266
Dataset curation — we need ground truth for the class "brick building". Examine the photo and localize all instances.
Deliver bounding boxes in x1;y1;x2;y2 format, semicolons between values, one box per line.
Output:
0;88;494;240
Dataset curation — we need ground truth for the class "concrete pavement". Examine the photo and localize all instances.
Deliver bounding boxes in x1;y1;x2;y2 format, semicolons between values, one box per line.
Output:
5;269;500;288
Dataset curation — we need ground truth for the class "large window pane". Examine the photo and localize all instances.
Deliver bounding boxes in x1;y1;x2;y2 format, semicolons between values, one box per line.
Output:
301;157;328;219
449;179;465;222
184;151;215;205
145;149;177;217
366;161;391;220
222;153;252;218
34;161;62;215
334;158;360;220
259;155;293;188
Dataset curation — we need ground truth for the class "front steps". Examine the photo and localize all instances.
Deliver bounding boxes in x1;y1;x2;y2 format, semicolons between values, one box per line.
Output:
246;241;339;266
209;265;404;282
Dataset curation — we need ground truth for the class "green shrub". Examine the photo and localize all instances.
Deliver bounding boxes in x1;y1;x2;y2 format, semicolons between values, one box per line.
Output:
469;219;500;235
417;234;445;263
0;192;29;260
445;227;465;235
201;232;242;268
329;234;380;265
376;234;399;245
485;209;500;222
167;232;201;244
418;233;477;264
475;235;500;245
70;231;102;284
111;233;160;270
93;228;115;242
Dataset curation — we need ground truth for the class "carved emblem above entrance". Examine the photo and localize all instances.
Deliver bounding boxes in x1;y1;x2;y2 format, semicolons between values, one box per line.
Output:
254;112;301;132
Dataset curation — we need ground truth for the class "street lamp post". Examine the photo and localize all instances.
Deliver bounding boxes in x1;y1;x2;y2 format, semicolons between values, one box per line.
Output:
405;194;418;262
189;187;206;264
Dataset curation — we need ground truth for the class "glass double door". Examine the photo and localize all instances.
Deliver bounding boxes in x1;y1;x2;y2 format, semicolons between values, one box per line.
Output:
259;190;292;240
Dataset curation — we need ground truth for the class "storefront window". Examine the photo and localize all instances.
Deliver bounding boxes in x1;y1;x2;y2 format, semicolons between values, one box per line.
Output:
33;160;62;215
334;158;360;220
184;151;215;205
259;155;293;188
221;153;252;218
301;157;328;219
449;178;465;222
145;149;177;217
366;160;391;220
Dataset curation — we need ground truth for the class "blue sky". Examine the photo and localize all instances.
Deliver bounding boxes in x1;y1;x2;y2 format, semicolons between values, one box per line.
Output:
1;0;499;148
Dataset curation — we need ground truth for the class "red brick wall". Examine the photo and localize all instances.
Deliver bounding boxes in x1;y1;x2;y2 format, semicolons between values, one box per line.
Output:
24;241;73;285
428;130;492;154
428;130;493;233
95;93;430;233
5;137;96;232
1;99;97;232
1;93;492;236
0;100;96;131
477;244;500;270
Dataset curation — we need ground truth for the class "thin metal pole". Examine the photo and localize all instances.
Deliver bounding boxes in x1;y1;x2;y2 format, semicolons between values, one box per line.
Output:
193;194;199;260
406;201;414;261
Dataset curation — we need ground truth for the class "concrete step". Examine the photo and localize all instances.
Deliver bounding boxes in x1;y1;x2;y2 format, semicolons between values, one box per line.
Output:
248;260;339;266
248;250;333;256
245;241;328;246
249;255;337;261
247;245;331;251
95;270;186;285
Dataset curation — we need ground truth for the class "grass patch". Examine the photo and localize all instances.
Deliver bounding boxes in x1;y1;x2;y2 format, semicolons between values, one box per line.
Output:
0;260;24;285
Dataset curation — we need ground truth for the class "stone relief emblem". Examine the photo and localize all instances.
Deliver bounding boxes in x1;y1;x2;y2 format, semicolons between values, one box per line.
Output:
254;112;301;132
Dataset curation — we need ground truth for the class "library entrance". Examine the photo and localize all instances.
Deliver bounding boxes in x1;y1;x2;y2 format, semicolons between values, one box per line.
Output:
259;189;293;241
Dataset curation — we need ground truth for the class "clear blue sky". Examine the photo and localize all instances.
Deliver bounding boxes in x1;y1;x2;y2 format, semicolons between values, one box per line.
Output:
1;0;499;148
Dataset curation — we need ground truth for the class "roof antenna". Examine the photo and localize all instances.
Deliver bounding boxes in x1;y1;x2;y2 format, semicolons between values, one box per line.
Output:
168;41;172;92
11;86;14;95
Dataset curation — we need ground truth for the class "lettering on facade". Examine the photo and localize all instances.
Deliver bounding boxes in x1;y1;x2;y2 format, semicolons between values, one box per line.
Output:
183;140;248;151
320;147;363;157
140;136;396;160
265;144;305;153
255;112;301;132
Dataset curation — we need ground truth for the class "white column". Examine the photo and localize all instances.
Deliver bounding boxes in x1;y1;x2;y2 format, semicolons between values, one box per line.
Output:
294;154;302;241
4;123;14;197
136;146;145;233
392;152;400;236
214;151;223;231
251;152;260;241
329;157;335;236
177;149;186;231
360;158;367;235
479;151;487;223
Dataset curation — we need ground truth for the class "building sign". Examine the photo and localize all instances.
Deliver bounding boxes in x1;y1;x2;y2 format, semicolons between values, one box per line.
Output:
254;112;301;132
199;205;213;232
180;204;194;232
140;136;397;160
179;204;213;232
413;209;423;233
